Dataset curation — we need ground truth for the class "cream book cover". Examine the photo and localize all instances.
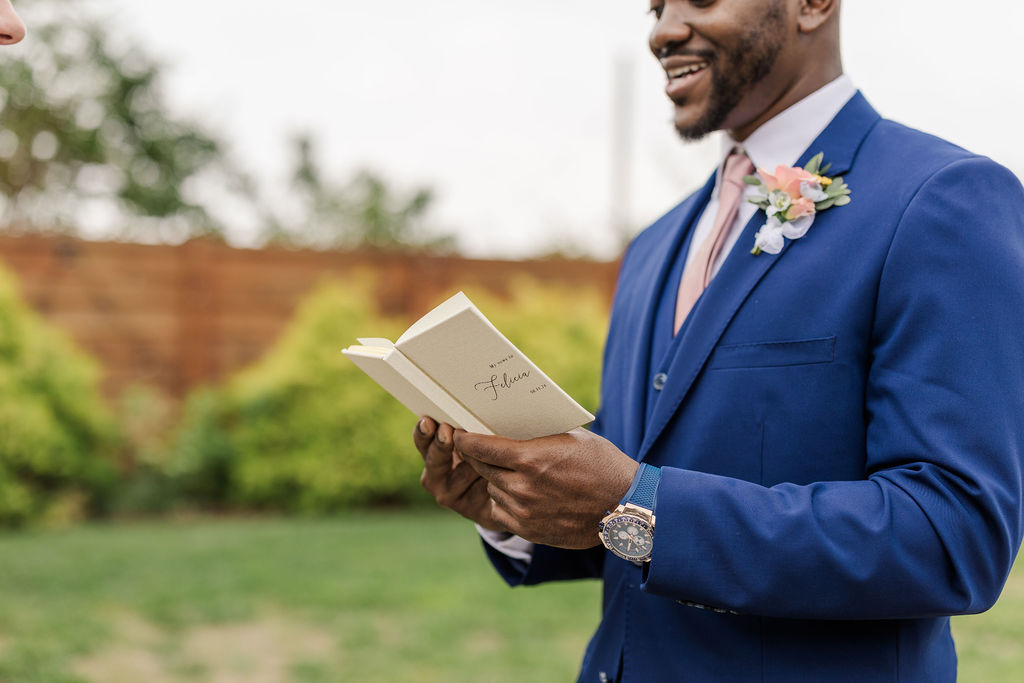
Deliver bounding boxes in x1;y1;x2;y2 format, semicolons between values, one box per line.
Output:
342;291;595;440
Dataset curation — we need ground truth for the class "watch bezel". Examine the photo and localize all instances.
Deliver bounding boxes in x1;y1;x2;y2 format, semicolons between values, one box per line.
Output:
600;511;655;561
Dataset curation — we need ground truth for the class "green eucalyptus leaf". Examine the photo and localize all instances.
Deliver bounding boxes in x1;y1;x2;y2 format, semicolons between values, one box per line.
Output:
834;195;851;206
803;152;824;174
815;198;837;211
742;175;763;186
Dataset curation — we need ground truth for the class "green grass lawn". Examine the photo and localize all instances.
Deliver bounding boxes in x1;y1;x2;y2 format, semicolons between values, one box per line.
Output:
0;513;1020;682
0;513;598;682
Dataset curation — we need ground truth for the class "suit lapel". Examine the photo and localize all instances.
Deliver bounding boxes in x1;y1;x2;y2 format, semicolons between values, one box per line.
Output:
636;92;881;461
620;175;715;457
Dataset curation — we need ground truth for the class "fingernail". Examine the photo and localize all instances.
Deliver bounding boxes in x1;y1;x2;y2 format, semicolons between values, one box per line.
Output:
417;418;429;435
437;429;448;445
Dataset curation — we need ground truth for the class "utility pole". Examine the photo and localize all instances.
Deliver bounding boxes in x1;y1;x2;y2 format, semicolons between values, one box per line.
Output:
610;54;635;249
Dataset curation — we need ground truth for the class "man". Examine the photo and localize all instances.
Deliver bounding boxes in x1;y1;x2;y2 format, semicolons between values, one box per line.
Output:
0;0;24;46
415;0;1024;680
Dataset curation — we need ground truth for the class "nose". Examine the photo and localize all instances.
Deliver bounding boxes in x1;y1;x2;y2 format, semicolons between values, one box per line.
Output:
649;7;693;58
0;0;25;46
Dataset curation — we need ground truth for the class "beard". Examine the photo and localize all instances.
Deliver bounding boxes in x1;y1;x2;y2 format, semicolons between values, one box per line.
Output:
675;5;788;141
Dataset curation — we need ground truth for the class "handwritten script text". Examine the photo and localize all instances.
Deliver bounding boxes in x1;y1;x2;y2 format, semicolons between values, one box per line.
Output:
475;370;531;401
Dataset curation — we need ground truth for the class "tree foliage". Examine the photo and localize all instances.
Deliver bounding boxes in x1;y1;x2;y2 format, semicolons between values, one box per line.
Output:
270;133;456;251
0;0;249;238
0;1;453;250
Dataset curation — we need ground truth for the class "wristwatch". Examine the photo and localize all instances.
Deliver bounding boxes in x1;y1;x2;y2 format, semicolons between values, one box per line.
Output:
598;463;660;563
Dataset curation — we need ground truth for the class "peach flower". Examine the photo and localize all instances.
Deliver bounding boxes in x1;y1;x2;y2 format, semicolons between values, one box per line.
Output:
757;165;817;198
784;197;815;221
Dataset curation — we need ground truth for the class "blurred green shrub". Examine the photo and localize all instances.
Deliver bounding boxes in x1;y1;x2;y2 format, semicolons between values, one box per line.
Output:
107;383;181;515
0;267;118;526
169;277;609;513
170;279;421;513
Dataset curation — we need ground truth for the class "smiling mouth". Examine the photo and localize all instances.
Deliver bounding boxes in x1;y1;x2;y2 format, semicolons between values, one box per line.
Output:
666;61;710;82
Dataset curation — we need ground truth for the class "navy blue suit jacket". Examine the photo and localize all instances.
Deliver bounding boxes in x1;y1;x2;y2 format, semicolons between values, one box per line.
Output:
486;93;1024;682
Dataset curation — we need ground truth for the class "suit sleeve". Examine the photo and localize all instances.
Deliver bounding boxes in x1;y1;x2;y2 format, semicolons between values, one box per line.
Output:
485;542;605;586
641;157;1024;619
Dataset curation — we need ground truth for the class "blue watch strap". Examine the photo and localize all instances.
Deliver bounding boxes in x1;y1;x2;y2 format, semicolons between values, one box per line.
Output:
621;463;661;510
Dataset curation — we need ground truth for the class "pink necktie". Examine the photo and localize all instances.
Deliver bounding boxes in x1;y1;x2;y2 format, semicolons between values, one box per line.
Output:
674;151;754;334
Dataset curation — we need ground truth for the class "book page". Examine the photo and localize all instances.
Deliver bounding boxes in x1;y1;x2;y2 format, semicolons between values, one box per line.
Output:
395;302;594;440
342;345;492;435
396;291;474;345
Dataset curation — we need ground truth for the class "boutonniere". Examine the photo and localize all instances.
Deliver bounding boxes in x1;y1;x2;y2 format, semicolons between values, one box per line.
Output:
743;152;851;255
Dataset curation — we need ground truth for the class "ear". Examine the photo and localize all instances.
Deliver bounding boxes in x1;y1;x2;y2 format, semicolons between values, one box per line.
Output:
797;0;840;34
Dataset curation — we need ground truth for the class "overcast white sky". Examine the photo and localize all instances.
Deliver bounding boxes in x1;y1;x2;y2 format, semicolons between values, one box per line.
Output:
53;1;1024;256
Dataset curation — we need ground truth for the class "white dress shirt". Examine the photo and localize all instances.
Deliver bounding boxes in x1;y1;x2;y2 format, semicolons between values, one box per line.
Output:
689;74;857;278
478;74;858;564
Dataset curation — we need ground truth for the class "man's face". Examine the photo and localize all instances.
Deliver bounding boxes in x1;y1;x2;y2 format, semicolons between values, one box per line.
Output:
649;0;792;141
0;0;25;46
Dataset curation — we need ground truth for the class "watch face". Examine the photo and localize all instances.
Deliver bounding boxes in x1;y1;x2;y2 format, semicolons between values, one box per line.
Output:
602;514;653;561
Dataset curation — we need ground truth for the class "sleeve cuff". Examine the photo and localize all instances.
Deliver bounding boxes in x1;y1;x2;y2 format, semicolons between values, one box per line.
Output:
476;525;535;564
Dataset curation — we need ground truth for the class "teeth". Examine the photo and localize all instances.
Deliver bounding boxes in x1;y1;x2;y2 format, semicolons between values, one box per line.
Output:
667;63;708;79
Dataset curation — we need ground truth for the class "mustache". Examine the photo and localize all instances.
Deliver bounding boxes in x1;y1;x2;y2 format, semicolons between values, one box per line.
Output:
658;46;716;62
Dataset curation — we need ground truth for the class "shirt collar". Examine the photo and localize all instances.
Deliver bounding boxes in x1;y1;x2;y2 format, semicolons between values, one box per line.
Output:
716;74;857;184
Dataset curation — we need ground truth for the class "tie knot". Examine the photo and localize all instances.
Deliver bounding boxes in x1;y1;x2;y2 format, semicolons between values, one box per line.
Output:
722;152;754;189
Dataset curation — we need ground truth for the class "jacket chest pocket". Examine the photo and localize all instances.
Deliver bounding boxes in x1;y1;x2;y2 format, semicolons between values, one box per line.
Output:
709;335;836;370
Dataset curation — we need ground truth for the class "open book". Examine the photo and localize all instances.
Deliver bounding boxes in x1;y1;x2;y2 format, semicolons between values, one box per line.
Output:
342;292;595;440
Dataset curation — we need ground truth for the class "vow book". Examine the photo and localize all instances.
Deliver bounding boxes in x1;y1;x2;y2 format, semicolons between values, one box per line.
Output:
341;291;595;440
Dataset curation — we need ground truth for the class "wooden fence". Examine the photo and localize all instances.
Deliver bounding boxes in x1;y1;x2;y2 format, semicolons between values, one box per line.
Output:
0;234;619;398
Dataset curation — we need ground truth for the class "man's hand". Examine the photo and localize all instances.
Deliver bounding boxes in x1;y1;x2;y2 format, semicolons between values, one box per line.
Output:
413;417;507;532
453;429;639;549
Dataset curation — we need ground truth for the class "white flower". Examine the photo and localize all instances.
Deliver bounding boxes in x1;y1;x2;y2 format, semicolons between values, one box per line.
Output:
766;190;791;217
754;217;786;255
799;180;829;203
780;213;815;239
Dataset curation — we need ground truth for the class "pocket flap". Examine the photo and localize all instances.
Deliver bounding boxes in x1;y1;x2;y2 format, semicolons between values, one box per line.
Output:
710;336;836;370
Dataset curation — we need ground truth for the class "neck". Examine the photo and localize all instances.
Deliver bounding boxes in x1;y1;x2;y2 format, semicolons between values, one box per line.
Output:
729;62;843;142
